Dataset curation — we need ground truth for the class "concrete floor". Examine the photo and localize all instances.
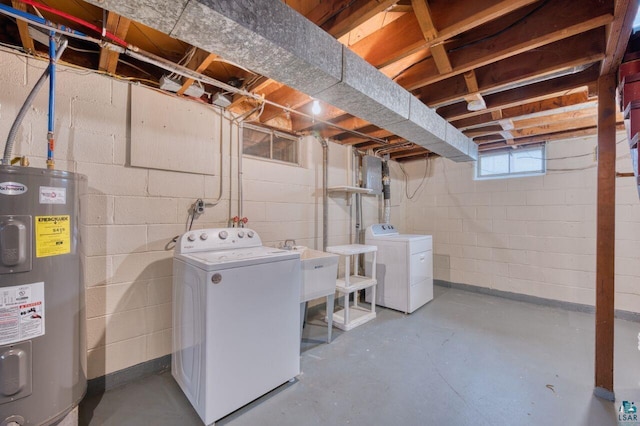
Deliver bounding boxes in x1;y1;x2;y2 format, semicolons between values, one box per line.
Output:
79;286;640;425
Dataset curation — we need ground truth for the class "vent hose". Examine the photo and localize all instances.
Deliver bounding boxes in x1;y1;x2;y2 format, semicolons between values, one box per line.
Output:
3;36;67;165
382;159;391;224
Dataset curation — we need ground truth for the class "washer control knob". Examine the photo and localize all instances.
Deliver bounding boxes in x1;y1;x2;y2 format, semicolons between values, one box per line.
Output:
218;230;228;240
237;231;245;238
200;233;208;241
187;233;196;242
247;230;255;238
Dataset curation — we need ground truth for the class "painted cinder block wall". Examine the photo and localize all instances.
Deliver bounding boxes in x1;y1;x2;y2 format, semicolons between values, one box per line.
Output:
0;49;357;378
401;135;640;313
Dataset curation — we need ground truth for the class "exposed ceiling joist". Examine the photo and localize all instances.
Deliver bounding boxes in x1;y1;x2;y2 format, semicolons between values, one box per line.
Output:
438;65;600;121
395;0;613;91
11;1;34;53
321;0;399;38
411;0;452;73
600;0;639;75
452;92;593;130
177;50;218;95
419;28;605;107
98;12;131;74
3;0;633;156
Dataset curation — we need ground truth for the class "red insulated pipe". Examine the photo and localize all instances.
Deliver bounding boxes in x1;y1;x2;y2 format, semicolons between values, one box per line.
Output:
18;0;128;46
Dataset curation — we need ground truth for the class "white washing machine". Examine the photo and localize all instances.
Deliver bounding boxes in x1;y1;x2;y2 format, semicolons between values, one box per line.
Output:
364;224;433;314
172;228;301;425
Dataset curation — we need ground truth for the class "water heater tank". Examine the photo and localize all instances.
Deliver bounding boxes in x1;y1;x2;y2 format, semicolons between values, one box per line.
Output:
0;166;86;425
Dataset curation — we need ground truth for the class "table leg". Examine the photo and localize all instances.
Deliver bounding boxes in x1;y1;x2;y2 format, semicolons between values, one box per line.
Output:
326;294;334;343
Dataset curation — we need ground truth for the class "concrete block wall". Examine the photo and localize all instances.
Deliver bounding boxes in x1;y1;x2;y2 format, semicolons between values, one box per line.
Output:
0;49;353;378
402;135;640;313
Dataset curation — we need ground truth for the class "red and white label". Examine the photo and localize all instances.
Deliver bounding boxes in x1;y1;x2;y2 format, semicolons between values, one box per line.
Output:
0;282;45;345
39;186;66;205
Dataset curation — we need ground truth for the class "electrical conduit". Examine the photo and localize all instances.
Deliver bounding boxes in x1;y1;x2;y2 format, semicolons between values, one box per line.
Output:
382;159;391;224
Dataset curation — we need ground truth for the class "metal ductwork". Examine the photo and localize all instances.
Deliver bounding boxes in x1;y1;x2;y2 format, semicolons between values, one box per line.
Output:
83;0;477;162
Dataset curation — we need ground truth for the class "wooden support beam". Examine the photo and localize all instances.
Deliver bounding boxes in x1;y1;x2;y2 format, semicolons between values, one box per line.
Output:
348;12;426;68
11;1;35;53
304;0;353;27
463;70;479;93
98;12;131;74
452;91;591;130
177;51;218;96
391;147;431;160
418;28;606;107
321;0;398;38
477;123;626;149
600;0;639;75
258;88;310;123
396;0;613;91
490;110;503;121
427;0;539;45
411;0;452;73
594;72;616;402
438;66;599;121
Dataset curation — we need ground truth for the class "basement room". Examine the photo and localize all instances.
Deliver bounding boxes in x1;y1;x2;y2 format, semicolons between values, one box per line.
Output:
0;1;639;425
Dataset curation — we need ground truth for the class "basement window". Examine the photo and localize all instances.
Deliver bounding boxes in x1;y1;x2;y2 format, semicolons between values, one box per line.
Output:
242;124;299;165
475;144;546;180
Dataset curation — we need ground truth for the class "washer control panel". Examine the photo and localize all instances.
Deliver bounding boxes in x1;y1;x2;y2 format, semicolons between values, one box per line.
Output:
176;228;261;254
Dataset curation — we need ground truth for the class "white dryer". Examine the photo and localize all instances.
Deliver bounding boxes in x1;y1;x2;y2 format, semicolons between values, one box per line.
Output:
365;224;433;314
172;228;300;425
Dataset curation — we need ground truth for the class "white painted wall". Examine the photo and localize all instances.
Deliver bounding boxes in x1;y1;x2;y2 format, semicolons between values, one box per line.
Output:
401;135;640;313
0;49;357;378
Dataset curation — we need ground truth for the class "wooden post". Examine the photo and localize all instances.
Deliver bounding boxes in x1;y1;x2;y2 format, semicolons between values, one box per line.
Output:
594;72;616;401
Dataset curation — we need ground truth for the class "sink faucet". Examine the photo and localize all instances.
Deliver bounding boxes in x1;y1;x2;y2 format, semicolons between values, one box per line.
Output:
283;239;296;250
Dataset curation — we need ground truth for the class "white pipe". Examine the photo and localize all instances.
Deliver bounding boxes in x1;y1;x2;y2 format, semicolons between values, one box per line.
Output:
313;134;329;251
238;121;243;223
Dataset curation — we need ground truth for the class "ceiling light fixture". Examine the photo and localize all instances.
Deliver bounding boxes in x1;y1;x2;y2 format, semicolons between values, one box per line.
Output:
311;99;321;115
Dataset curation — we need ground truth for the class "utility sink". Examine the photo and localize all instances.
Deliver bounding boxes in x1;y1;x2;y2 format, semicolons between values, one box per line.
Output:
293;246;338;303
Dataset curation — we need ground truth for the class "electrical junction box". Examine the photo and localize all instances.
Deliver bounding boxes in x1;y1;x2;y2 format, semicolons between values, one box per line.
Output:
362;155;382;195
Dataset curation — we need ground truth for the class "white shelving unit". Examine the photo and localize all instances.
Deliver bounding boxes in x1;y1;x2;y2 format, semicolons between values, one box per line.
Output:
325;244;377;331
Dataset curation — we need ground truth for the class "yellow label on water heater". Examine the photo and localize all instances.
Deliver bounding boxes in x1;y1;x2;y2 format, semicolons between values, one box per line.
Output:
35;215;71;257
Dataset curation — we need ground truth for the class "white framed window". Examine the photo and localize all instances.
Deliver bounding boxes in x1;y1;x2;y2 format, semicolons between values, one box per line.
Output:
242;123;299;165
475;144;546;180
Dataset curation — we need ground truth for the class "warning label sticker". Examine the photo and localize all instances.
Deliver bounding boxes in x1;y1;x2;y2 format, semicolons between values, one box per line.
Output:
35;215;70;257
0;282;45;345
39;186;67;204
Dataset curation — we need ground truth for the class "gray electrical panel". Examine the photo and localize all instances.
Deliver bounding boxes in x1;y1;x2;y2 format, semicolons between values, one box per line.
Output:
362;155;382;194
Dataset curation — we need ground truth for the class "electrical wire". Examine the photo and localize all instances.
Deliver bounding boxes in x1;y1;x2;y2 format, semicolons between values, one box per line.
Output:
65;45;99;54
400;157;430;200
447;0;550;54
391;0;551;81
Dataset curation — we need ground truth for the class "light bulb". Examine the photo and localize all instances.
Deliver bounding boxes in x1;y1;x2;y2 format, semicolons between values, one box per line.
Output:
311;99;321;115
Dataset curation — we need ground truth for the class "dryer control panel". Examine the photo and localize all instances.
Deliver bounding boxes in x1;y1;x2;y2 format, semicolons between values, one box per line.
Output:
366;223;399;238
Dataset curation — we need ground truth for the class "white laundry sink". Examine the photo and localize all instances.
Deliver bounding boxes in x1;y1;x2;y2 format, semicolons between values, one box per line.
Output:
293;246;338;303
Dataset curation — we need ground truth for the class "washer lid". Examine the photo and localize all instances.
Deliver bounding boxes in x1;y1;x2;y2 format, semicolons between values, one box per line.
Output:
176;246;300;270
